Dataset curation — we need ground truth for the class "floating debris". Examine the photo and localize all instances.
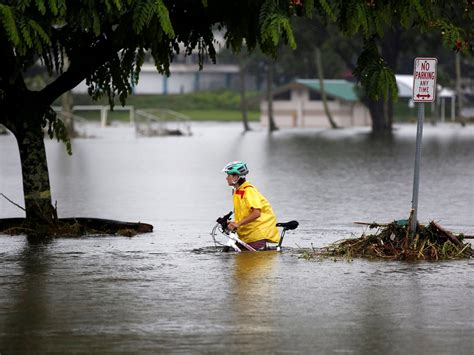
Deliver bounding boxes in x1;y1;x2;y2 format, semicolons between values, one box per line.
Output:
304;220;473;261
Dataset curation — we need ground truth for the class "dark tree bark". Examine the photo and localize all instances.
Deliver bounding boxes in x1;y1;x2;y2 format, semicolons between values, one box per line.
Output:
332;28;403;134
61;91;76;136
17;120;56;224
369;27;402;134
2;92;56;225
455;52;467;126
362;97;390;133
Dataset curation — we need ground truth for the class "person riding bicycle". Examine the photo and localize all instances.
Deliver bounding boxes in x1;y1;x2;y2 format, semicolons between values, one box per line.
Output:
222;161;280;251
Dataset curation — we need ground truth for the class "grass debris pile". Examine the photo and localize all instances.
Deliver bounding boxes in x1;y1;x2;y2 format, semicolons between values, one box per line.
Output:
310;221;473;261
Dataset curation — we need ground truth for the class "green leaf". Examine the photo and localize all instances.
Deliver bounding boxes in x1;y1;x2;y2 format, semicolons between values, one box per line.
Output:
92;10;101;36
48;0;59;16
260;1;296;51
354;40;398;101
0;4;20;46
282;18;296;49
19;17;32;48
156;0;175;38
133;0;156;33
373;6;392;38
412;0;429;22
43;108;72;155
29;19;51;46
318;0;335;21
35;0;47;15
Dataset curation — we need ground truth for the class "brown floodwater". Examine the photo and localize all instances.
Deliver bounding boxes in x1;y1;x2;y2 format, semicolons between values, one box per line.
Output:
1;122;473;353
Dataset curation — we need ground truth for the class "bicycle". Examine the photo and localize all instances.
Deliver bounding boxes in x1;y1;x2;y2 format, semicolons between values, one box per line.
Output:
210;211;299;252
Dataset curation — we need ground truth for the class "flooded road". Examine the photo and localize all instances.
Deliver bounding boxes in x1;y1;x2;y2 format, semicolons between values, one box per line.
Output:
1;122;473;353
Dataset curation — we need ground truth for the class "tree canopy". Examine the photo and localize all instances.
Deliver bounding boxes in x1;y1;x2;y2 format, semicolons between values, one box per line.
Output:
0;0;473;228
1;1;472;116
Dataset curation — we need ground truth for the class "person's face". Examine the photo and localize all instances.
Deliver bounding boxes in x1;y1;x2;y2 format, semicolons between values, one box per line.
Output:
226;174;239;186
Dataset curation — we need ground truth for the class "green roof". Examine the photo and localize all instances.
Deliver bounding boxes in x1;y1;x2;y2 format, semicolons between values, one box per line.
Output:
295;79;358;101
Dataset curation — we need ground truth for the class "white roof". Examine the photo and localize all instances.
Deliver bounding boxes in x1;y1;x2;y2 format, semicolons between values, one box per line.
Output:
395;75;414;97
395;75;455;98
140;63;239;74
439;87;456;98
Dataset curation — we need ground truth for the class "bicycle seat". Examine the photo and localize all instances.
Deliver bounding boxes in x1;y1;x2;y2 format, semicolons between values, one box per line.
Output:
276;220;299;230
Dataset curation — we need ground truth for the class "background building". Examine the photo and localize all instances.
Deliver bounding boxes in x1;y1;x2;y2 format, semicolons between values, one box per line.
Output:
260;79;371;128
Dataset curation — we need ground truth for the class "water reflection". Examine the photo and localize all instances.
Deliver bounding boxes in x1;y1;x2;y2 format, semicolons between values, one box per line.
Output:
226;252;279;350
0;123;473;352
231;252;278;312
1;241;52;353
345;266;422;354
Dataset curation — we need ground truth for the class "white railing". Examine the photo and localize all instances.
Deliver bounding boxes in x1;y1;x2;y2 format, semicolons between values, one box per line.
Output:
134;109;192;136
51;105;192;136
52;105;135;127
49;109;90;137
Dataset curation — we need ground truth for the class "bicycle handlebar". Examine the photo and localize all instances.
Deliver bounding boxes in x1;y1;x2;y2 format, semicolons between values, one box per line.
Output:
216;211;233;232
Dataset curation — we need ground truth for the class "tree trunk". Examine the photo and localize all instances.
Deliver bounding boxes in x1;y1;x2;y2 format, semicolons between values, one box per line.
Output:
266;60;278;132
387;94;394;129
15;118;56;225
61;56;76;136
3;97;56;227
455;52;466;126
363;97;390;134
61;90;76;136
238;55;251;132
362;27;402;135
315;47;339;129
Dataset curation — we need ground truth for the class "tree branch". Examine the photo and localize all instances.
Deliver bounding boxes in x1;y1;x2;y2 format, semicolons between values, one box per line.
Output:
0;37;27;95
38;36;118;105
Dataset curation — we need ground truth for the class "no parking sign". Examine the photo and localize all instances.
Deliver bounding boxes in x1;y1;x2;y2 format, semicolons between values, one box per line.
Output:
413;58;437;102
410;57;438;237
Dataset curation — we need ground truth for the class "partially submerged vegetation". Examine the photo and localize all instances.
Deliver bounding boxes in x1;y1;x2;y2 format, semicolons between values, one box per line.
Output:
304;220;473;261
0;217;153;239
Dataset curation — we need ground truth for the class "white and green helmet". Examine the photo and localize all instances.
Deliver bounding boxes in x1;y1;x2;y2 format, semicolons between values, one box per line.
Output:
222;161;249;176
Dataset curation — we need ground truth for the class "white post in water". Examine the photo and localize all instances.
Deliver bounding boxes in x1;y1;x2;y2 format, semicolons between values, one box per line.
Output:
411;57;437;237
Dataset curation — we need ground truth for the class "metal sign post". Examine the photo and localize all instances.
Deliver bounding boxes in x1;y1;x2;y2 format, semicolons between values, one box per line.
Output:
411;58;437;236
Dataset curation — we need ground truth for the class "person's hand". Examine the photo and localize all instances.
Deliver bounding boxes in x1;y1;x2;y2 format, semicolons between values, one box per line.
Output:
227;221;239;232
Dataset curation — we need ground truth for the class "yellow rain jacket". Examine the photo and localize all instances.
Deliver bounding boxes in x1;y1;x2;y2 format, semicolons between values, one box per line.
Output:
233;181;280;244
